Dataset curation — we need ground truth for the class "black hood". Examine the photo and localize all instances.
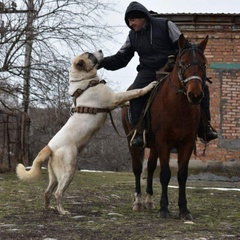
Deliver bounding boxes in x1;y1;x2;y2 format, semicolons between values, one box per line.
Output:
124;1;151;28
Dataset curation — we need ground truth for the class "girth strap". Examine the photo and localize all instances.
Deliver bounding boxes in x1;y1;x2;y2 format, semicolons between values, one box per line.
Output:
70;79;109;115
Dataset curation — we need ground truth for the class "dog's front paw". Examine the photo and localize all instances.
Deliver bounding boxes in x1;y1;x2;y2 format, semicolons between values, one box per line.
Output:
141;81;158;95
145;81;158;91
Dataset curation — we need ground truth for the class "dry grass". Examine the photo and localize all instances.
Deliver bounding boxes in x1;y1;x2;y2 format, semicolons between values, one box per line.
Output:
0;170;240;240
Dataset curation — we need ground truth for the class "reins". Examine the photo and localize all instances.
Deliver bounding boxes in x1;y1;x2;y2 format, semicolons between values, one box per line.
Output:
168;75;186;95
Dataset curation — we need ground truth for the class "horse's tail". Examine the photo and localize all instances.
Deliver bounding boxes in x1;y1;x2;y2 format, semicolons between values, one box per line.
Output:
16;145;52;181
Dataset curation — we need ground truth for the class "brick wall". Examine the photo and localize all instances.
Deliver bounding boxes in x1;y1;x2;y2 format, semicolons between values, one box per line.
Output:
152;13;240;162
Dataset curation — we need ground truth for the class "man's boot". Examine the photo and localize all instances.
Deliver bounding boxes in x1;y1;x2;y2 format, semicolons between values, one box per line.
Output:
198;120;218;142
130;127;146;148
130;119;147;148
205;123;218;141
198;109;218;142
198;84;218;142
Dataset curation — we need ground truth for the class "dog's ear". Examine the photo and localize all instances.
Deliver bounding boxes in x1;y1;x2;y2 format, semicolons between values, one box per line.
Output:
76;59;85;70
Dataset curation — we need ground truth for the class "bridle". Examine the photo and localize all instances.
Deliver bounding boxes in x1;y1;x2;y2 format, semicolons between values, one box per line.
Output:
177;44;207;88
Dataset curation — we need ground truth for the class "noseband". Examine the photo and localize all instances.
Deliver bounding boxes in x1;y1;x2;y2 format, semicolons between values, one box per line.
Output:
177;44;207;88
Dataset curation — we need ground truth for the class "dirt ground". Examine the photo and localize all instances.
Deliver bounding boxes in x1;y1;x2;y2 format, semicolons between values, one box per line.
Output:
0;170;240;240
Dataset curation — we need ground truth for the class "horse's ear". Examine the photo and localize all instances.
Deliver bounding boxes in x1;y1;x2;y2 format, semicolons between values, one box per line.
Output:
199;35;208;52
178;34;187;50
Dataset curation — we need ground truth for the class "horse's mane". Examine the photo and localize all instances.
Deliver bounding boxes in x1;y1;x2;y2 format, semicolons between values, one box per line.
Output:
179;39;208;63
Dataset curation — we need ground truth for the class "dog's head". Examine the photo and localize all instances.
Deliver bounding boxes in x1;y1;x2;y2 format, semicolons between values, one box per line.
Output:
71;50;103;76
69;50;104;95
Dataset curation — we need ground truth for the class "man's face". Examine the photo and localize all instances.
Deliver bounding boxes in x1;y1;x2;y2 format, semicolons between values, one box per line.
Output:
128;18;146;32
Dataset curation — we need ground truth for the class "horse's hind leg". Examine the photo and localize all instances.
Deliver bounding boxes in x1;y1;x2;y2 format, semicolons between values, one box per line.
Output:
145;147;158;209
130;147;145;211
177;145;194;220
121;106;145;211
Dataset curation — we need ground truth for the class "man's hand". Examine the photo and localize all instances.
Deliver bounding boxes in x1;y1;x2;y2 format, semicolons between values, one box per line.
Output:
97;60;104;69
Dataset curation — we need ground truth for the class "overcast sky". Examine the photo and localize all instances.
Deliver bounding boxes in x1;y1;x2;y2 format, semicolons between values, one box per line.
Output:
9;0;240;91
100;0;240;91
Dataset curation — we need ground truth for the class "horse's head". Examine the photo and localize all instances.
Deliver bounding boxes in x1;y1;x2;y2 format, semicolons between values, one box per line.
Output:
176;34;208;104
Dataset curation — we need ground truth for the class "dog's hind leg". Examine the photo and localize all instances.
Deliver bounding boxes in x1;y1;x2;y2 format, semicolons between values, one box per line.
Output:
45;163;58;211
53;151;77;215
54;172;75;215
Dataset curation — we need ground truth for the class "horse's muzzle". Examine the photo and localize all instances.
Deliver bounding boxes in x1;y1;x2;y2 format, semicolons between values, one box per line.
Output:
187;91;204;105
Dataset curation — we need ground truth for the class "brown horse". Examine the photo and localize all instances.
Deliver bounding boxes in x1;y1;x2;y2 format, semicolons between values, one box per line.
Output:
122;34;208;220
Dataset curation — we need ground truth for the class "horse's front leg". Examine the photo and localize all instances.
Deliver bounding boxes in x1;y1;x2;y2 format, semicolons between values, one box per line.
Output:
158;162;171;218
157;146;171;218
130;147;145;211
177;146;194;220
145;147;158;210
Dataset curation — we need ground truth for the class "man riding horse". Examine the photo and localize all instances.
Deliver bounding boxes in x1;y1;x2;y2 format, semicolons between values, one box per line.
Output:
98;1;218;147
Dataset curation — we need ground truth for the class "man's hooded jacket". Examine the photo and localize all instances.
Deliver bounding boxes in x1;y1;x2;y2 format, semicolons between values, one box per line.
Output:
99;1;180;72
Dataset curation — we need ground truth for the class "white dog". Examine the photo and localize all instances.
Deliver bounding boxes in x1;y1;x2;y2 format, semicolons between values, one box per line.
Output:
16;50;157;215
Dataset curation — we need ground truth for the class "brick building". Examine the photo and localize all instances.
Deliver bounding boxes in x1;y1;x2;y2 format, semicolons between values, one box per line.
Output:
152;13;240;163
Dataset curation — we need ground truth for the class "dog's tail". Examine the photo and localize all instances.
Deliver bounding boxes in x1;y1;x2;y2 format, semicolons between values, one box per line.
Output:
16;145;52;181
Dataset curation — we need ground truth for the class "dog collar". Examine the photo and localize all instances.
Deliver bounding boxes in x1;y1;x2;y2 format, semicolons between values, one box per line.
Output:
70;77;100;83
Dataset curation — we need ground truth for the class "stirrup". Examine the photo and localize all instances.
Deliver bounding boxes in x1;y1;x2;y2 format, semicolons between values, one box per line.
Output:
130;129;146;148
199;125;218;143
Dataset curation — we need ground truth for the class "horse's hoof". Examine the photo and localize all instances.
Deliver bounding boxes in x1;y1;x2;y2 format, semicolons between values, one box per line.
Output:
157;210;170;219
144;194;155;210
179;212;193;221
133;193;142;211
145;202;155;210
132;202;143;211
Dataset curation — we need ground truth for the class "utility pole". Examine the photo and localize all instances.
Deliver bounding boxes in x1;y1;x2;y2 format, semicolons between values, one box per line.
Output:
23;0;34;114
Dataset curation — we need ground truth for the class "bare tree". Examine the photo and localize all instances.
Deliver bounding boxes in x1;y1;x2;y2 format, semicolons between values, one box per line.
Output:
0;0;116;112
0;0;119;167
